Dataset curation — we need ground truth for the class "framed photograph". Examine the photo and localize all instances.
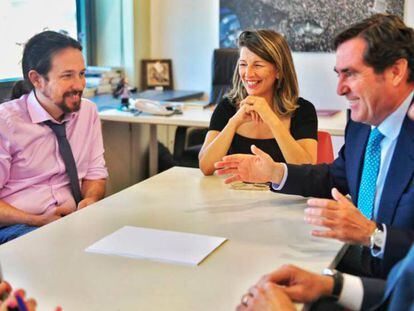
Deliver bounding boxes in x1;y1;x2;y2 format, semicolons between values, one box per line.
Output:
141;59;173;90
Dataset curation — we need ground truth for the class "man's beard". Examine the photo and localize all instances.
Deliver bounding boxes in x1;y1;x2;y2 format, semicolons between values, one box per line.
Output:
57;90;83;113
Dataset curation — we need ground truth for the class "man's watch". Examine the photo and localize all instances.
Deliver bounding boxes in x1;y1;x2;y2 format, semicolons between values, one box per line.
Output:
369;223;385;251
322;268;344;301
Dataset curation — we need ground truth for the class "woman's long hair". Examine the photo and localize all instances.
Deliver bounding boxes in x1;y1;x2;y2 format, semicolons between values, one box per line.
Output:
227;29;299;116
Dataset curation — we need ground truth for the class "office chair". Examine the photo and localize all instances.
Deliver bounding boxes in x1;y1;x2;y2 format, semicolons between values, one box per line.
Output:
317;131;334;164
173;48;239;167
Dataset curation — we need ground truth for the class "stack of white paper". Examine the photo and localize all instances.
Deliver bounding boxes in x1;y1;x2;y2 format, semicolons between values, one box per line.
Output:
85;226;227;266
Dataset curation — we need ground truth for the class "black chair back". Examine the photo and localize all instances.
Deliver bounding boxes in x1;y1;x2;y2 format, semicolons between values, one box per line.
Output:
210;48;239;104
172;48;239;168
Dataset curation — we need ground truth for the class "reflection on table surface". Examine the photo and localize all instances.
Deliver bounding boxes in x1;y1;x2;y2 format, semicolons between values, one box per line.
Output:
0;167;343;310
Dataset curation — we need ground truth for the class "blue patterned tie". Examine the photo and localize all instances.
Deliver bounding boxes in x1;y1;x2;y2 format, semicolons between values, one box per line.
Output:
358;128;385;219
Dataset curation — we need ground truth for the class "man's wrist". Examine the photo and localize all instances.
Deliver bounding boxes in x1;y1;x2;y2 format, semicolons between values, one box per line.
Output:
83;195;100;202
25;214;41;226
77;196;100;209
369;223;385;250
320;275;335;297
322;269;344;301
363;221;378;246
270;162;284;184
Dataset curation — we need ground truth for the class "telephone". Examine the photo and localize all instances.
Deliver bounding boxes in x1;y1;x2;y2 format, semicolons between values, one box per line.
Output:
131;98;175;116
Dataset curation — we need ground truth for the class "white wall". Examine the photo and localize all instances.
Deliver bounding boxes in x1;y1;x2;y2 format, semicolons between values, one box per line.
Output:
150;0;219;98
150;0;414;109
294;53;345;109
406;0;414;26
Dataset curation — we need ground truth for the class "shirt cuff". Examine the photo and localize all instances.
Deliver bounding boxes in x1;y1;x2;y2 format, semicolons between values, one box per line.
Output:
338;273;363;311
270;163;288;191
371;224;387;259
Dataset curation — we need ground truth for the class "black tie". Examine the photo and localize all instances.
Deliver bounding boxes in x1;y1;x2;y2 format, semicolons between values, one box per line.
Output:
45;120;83;205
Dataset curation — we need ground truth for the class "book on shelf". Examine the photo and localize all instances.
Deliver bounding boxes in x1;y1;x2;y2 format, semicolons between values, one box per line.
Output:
85;66;124;95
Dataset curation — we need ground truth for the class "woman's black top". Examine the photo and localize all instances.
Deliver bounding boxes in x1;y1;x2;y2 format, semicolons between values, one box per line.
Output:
208;97;318;162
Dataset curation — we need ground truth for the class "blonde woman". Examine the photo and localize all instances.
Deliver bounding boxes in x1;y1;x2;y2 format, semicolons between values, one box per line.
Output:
199;29;318;175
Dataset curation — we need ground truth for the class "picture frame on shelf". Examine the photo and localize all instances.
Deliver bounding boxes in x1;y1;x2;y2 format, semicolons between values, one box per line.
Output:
141;59;173;90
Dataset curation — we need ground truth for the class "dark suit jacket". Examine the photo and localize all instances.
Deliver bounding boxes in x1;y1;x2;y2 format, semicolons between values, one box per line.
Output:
361;243;414;310
274;116;414;277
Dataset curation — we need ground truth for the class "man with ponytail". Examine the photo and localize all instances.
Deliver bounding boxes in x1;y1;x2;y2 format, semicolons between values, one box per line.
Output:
0;31;108;243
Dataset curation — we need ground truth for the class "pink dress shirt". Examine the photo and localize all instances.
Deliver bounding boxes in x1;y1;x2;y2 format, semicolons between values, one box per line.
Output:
0;91;108;216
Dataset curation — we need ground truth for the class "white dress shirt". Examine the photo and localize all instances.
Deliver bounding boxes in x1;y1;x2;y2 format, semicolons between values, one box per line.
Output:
339;273;364;310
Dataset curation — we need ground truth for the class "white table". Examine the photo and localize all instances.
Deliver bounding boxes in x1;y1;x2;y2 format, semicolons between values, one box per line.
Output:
100;106;212;177
0;167;342;311
99;105;211;128
100;107;346;179
100;107;347;135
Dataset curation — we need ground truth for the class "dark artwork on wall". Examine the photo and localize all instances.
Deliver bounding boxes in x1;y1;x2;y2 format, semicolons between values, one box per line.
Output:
220;0;404;52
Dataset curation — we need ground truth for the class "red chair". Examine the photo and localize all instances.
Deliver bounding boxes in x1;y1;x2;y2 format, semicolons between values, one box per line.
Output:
317;131;334;164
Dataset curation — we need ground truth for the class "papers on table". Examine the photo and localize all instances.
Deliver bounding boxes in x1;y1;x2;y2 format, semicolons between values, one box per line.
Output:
85;226;227;266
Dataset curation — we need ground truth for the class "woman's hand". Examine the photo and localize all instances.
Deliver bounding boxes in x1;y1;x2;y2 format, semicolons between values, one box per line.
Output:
241;96;279;125
229;103;254;128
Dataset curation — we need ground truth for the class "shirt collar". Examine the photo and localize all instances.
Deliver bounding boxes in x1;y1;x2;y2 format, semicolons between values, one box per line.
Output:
27;90;75;124
375;90;414;141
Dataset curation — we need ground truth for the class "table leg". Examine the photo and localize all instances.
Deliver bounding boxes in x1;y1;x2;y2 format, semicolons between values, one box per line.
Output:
149;124;158;176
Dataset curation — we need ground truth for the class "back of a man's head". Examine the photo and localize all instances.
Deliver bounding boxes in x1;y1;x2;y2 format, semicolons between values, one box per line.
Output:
10;31;82;100
334;13;414;83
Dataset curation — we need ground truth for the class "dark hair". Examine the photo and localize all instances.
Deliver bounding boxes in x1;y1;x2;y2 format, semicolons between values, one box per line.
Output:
10;30;82;99
334;13;414;82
